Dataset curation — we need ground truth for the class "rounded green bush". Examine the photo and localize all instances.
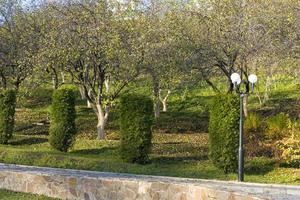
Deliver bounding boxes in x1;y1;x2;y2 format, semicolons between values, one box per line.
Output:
119;94;154;164
49;89;76;152
208;94;239;173
0;90;17;144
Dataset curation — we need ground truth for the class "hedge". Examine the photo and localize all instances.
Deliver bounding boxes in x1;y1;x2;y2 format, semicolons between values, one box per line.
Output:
0;90;17;144
49;89;76;152
208;94;240;173
119;94;154;164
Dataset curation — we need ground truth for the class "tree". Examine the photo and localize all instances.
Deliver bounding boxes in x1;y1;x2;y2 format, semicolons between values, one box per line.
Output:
179;0;300;115
0;0;41;91
36;6;67;89
46;1;143;139
137;0;189;117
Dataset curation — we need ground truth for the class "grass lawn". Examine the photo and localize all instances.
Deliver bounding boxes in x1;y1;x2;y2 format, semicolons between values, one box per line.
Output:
0;189;55;200
1;130;299;185
0;80;299;187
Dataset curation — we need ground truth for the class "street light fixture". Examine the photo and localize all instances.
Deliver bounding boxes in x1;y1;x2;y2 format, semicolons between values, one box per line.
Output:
230;72;258;182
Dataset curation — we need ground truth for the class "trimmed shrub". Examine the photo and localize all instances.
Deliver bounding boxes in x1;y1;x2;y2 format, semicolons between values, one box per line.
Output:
49;89;76;152
119;94;154;164
0;90;17;144
208;94;239;173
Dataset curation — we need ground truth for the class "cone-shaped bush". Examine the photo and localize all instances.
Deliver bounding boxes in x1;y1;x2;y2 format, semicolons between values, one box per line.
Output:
119;94;154;164
49;89;76;152
0;90;16;144
209;94;240;173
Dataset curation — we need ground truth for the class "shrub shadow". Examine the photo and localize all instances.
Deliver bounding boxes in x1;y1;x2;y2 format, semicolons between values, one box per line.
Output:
15;125;49;136
257;96;300;118
9;137;48;146
151;155;208;164
245;159;276;175
71;147;117;155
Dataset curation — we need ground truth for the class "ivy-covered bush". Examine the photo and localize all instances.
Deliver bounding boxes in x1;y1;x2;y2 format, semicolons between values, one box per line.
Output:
119;94;154;164
208;94;239;173
49;89;76;152
0;90;17;144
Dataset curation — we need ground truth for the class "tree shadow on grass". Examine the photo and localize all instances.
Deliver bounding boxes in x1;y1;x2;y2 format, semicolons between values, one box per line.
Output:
76;107;94;117
14;124;49;136
71;147;117;155
9;137;48;146
14;124;35;132
151;155;208;165
245;159;276;176
257;96;300;118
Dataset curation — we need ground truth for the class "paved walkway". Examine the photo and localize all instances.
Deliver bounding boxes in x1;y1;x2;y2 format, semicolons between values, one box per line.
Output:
0;163;299;200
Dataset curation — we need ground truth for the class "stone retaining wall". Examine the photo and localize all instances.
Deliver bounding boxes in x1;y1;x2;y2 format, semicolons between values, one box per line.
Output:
0;163;299;200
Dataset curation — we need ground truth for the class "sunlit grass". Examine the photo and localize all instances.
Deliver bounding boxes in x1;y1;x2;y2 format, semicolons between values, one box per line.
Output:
0;189;56;200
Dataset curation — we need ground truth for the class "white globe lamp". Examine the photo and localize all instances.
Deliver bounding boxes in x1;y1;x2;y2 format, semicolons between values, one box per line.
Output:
230;73;241;85
248;74;258;84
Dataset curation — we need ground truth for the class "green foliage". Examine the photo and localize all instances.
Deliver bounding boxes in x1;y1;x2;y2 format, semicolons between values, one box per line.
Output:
244;113;270;157
59;84;78;93
266;113;290;140
19;88;53;108
208;94;239;173
276;121;300;167
0;90;17;144
244;113;263;132
119;94;154;164
49;89;76;152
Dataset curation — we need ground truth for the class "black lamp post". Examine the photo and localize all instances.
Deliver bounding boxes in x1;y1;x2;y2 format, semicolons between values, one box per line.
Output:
230;73;258;182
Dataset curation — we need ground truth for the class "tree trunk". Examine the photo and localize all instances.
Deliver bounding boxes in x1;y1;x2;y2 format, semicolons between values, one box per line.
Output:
61;72;65;83
105;79;110;93
79;86;86;100
154;100;160;118
162;100;167;112
227;78;234;93
205;79;219;93
87;100;91;108
87;89;92;108
0;72;7;89
263;76;271;103
255;91;263;108
181;87;188;101
96;104;109;140
159;89;171;112
151;73;160;118
52;74;59;89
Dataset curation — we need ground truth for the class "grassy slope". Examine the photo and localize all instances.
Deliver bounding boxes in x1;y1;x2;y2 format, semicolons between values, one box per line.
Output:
0;76;299;186
0;189;55;200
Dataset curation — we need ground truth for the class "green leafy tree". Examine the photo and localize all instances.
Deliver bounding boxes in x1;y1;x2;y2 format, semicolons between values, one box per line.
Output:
0;0;41;90
45;1;143;139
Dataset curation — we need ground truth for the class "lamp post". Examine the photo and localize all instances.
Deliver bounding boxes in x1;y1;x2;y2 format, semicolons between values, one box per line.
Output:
230;73;258;182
